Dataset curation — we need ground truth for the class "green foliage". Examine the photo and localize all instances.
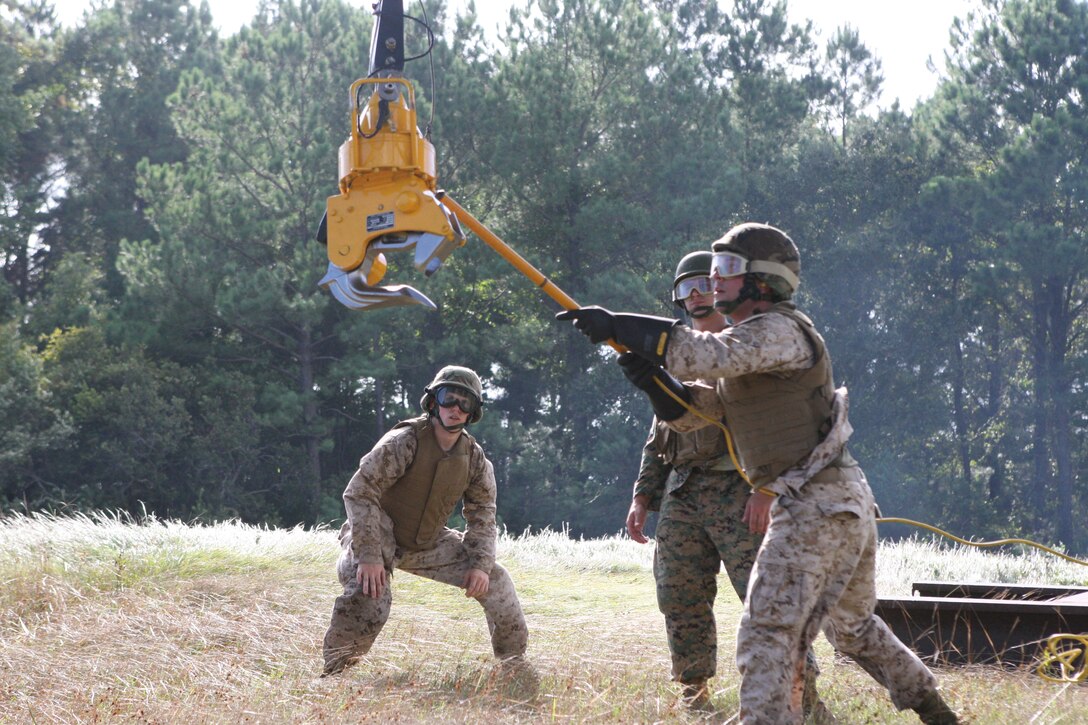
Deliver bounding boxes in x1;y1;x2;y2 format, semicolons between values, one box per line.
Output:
0;1;73;307
47;0;220;297
913;0;1088;549
0;321;73;502
819;24;884;147
4;0;1088;551
118;0;376;525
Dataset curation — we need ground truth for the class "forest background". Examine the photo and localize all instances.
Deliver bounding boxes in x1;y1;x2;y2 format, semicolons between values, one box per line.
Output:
3;0;1087;553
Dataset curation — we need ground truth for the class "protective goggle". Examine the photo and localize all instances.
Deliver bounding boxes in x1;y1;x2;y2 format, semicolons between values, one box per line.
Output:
710;251;750;278
673;275;714;301
434;385;480;415
711;250;801;292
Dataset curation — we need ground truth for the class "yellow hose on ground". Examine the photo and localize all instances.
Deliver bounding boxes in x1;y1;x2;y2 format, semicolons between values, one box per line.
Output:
1037;634;1088;683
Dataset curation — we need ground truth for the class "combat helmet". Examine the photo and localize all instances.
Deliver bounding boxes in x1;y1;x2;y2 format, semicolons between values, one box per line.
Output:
711;223;801;300
672;251;713;305
671;250;717;320
420;365;484;424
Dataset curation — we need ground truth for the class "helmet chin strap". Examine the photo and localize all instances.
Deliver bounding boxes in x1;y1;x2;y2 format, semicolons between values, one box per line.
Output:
713;275;764;315
687;305;716;319
429;406;466;433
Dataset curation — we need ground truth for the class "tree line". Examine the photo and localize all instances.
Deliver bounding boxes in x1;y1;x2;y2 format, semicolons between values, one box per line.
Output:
2;0;1086;552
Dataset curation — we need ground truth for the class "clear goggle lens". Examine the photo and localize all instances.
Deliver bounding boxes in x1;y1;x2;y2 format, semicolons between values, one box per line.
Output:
435;385;479;414
673;276;714;301
711;251;749;278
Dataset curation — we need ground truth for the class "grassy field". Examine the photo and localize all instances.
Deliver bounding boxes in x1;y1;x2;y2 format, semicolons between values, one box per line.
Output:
0;512;1086;723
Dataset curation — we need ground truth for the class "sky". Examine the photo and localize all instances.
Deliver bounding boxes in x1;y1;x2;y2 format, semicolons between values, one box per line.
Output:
53;0;980;108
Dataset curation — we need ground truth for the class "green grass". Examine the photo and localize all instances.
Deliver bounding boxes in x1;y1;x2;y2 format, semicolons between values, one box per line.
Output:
0;512;1085;723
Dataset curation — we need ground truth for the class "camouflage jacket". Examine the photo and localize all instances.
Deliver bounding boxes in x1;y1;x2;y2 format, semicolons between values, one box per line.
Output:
633;416;733;510
664;306;859;503
342;417;498;572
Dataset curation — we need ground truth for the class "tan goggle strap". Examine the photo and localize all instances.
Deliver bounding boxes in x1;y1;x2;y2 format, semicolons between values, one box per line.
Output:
748;260;799;292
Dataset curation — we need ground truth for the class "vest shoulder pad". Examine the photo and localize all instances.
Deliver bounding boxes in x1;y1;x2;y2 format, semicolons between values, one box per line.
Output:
393;415;431;434
785;308;814;328
394;416;479;456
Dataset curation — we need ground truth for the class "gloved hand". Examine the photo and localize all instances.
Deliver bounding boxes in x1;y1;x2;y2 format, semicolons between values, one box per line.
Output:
616;352;691;421
557;308;679;365
556;306;615;344
618;351;659;390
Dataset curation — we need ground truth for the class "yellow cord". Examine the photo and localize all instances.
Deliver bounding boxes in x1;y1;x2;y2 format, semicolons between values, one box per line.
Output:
876;517;1088;567
1037;634;1088;683
878;521;1088;683
650;374;753;487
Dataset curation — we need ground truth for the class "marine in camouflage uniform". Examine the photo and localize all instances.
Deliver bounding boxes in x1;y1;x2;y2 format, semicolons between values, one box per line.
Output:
633;417;756;693
321;366;529;677
559;224;958;724
628;252;788;708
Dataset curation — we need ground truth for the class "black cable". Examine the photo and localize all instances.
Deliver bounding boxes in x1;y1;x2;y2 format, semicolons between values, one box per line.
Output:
403;12;436;63
358;3;438;139
364;9;436;78
416;1;437;139
359;98;390;139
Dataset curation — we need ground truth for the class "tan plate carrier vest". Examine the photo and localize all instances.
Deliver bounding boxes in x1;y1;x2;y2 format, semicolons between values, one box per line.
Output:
651;417;733;470
719;303;835;487
380;417;474;551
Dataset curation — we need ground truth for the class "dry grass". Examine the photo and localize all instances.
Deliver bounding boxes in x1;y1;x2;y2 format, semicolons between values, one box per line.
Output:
0;512;1085;723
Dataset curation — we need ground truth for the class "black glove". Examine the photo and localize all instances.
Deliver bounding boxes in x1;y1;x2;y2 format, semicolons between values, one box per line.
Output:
617;352;691;421
617;351;658;389
557;307;679;365
556;306;616;344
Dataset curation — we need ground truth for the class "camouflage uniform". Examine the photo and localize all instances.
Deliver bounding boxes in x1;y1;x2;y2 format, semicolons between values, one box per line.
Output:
635;419;758;685
322;416;528;675
665;305;944;724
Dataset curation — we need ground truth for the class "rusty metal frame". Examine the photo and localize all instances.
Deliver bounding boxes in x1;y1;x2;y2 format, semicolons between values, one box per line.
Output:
876;581;1088;666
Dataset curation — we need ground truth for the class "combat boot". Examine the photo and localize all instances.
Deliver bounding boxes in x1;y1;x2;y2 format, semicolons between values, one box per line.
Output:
912;691;959;725
490;655;540;698
680;679;710;710
320;651;359;677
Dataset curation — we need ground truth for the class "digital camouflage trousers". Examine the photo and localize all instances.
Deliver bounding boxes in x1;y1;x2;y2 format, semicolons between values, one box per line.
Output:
737;478;938;724
653;468;761;684
322;527;528;675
